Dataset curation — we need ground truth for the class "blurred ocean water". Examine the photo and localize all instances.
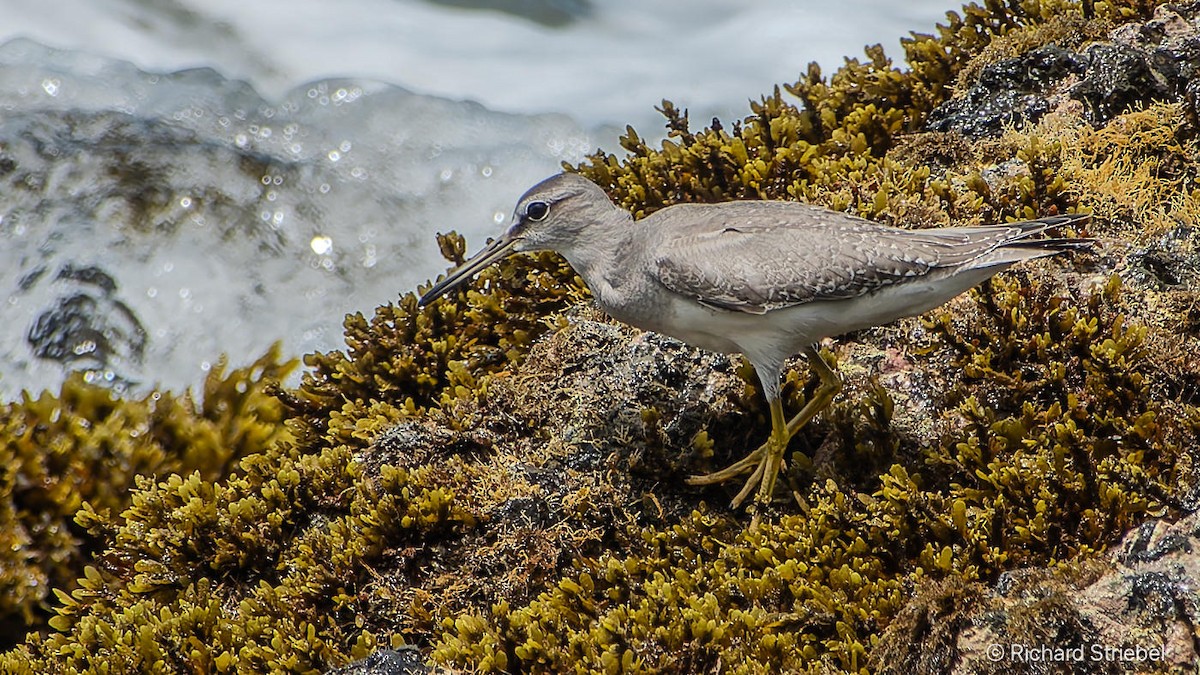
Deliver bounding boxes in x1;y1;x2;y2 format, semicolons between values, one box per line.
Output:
0;0;953;398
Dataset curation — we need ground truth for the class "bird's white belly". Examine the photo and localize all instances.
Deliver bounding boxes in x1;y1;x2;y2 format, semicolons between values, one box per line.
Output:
612;294;820;363
601;266;998;365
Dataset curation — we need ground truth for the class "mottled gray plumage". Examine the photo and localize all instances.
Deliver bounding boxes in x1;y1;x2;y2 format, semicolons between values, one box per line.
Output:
653;204;1085;314
419;173;1093;523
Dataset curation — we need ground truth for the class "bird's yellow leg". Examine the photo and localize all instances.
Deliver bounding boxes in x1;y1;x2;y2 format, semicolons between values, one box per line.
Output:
750;348;841;513
687;346;843;511
782;346;842;439
748;393;790;527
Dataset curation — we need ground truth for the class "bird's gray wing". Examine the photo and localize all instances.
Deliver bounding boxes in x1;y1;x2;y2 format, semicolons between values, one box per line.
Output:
651;203;1025;314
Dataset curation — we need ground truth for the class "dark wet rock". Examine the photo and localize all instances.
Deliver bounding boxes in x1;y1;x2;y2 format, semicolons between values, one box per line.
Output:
1071;43;1171;122
24;262;146;384
490;495;552;529
1116;224;1200;398
927;45;1087;138
928;4;1200;137
370;419;496;470
326;648;429;675
489;304;750;489
1123;224;1200;292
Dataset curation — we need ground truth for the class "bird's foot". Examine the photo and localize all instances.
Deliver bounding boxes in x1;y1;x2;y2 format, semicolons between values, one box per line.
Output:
688;346;842;519
685;447;765;486
685;436;782;510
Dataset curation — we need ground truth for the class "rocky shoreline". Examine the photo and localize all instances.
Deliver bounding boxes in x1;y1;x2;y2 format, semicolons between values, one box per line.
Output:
3;1;1199;673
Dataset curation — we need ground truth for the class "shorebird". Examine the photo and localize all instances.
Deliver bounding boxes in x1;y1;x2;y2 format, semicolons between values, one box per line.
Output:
419;173;1092;522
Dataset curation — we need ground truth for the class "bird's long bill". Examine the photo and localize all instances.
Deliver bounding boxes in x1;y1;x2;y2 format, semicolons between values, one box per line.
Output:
418;233;519;307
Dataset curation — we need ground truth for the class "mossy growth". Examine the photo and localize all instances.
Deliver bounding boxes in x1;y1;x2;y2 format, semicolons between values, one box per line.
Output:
0;346;292;647
3;0;1199;673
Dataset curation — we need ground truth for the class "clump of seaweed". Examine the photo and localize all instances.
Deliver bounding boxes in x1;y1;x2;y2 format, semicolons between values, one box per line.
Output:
289;235;588;453
0;346;292;647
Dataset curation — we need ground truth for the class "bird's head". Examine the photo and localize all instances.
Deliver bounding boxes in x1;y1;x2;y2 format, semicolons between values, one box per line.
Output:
418;173;618;306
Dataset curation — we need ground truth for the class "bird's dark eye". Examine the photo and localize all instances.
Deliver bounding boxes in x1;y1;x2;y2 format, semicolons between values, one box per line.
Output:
525;200;550;221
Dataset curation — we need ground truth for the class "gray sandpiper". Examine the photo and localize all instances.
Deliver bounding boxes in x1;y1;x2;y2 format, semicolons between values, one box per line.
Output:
418;173;1093;523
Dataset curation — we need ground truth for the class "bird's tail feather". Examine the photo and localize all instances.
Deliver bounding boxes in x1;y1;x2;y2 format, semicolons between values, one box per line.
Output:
1020;237;1095;251
1005;212;1094;252
974;214;1094;268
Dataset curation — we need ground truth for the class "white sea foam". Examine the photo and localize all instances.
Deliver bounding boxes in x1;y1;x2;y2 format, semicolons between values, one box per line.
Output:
0;40;595;398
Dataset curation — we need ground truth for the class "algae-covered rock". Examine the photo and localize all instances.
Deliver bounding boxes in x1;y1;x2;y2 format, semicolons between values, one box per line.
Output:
930;3;1200;137
873;510;1200;674
3;0;1200;673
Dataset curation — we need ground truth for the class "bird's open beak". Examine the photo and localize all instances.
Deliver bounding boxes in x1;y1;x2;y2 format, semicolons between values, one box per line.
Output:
418;232;520;307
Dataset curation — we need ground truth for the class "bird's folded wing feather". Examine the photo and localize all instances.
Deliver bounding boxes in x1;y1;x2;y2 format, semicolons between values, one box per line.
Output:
652;208;1021;314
